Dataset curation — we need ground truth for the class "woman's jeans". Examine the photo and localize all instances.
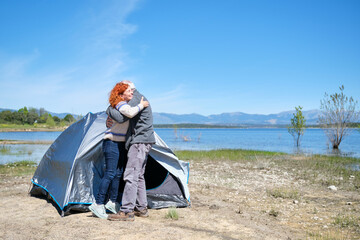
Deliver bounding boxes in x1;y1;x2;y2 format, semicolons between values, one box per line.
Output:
96;140;127;204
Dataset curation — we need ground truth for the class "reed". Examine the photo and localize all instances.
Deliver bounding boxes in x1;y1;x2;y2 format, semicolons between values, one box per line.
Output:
165;207;179;220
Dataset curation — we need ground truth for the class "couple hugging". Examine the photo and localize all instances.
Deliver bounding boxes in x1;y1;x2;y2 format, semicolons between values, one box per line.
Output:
89;80;155;221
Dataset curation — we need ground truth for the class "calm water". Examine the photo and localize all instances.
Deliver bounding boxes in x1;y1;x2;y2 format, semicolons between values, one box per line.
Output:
0;128;359;164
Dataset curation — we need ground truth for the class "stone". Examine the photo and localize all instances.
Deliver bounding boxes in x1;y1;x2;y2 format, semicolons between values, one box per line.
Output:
328;185;337;191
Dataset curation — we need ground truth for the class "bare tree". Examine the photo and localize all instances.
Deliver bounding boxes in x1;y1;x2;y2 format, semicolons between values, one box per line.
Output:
319;85;359;149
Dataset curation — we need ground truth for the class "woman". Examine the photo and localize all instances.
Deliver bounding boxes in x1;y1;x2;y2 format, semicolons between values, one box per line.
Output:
89;83;149;219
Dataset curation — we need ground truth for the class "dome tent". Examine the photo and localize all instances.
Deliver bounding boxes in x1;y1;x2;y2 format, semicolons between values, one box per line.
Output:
30;112;190;216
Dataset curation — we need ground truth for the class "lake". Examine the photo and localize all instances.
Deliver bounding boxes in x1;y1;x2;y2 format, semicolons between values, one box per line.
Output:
0;128;359;164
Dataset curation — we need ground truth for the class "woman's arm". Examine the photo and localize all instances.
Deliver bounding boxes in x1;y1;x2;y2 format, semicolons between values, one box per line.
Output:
106;106;128;123
115;97;149;118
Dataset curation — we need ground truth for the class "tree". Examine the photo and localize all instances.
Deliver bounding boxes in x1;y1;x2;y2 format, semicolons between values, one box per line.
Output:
288;106;306;147
46;114;56;127
27;107;39;125
63;114;75;123
319;85;359;149
0;110;13;123
17;107;29;124
53;116;61;123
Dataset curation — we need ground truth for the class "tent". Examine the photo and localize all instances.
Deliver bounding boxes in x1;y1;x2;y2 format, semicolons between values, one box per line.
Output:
30;112;190;216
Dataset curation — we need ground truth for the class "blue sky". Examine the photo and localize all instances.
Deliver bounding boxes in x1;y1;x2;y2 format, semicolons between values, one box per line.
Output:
0;0;359;116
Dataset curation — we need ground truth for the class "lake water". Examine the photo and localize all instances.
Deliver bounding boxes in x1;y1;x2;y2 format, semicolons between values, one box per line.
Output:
0;128;359;164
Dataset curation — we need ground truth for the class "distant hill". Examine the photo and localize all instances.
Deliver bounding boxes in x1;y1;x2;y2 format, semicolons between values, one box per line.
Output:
153;110;321;126
1;107;321;126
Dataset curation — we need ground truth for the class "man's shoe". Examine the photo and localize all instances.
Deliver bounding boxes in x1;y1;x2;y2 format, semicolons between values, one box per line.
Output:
134;208;149;218
89;203;108;219
108;211;135;221
105;200;120;214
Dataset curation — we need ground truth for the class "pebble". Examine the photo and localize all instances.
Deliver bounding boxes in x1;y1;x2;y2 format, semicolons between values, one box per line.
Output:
328;185;337;191
293;200;299;204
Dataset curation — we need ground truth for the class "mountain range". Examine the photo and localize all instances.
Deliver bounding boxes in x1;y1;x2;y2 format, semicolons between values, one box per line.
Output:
0;108;321;126
153;109;320;126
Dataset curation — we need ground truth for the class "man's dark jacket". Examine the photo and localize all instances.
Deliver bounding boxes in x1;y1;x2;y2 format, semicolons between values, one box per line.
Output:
106;89;155;149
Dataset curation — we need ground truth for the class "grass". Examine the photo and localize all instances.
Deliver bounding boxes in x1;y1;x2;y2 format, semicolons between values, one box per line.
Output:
0;160;37;177
176;149;360;191
334;214;360;229
268;208;279;217
282;154;360;190
175;148;284;162
165;207;179;220
307;231;350;240
0;145;34;155
0;145;11;154
267;187;300;200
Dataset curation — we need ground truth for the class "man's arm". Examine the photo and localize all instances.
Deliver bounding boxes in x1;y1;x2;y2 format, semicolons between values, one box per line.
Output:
106;105;129;123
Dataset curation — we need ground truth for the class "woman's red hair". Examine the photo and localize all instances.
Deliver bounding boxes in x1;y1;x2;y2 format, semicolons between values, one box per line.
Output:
109;83;129;108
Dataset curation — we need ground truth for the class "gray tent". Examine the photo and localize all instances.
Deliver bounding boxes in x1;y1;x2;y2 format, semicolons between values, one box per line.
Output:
30;112;190;216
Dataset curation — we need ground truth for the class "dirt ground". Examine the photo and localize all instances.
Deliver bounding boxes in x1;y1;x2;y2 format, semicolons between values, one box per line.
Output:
0;158;359;240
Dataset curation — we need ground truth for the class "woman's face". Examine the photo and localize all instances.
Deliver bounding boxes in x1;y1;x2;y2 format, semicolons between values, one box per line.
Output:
121;86;133;102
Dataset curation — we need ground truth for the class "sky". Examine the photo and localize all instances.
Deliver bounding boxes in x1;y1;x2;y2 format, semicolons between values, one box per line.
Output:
0;0;359;116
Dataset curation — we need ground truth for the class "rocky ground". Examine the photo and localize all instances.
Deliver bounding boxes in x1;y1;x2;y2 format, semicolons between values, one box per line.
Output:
0;156;359;240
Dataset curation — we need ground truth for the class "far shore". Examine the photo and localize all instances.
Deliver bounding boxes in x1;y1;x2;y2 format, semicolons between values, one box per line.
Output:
0;127;66;132
0;140;54;145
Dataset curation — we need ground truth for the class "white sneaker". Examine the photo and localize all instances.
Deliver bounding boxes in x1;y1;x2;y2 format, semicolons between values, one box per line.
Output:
105;200;120;214
89;203;108;219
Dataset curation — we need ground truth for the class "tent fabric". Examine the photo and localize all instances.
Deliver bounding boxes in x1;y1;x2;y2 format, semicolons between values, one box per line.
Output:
30;112;190;216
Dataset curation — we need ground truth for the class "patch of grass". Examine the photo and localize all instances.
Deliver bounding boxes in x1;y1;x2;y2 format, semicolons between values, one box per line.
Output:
176;149;360;191
0;161;37;177
268;208;279;217
0;145;33;156
334;214;360;229
265;154;360;191
267;187;300;200
0;145;10;154
175;149;285;163
165;207;179;220
307;231;349;240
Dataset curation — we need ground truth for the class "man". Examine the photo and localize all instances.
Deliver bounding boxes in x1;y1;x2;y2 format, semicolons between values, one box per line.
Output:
107;80;155;221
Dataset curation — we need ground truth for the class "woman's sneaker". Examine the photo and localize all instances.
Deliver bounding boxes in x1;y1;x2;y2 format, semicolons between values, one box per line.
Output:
105;200;120;214
89;203;108;219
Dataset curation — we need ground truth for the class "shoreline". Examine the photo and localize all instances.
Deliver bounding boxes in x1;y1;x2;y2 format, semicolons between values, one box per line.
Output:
1;140;360;160
0;140;54;145
0;128;65;132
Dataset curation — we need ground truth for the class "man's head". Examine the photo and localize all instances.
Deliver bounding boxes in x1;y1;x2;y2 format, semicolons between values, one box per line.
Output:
121;80;136;90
